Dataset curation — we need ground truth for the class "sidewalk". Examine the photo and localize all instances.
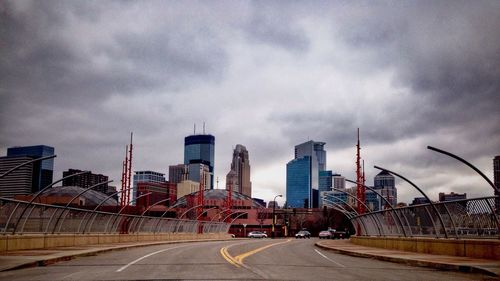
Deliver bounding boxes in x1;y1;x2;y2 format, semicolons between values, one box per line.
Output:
0;238;230;272
316;239;500;277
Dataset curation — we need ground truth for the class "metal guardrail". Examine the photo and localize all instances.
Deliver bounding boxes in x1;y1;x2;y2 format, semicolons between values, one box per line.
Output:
349;196;500;239
0;197;229;235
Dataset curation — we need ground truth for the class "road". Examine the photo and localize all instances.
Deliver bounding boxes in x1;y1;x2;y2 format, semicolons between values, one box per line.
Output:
0;238;494;280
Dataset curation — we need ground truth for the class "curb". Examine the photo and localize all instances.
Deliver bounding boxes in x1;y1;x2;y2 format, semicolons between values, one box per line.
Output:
315;242;499;277
1;238;234;272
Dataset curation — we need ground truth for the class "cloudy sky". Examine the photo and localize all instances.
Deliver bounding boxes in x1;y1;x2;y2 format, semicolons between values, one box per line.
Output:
1;1;499;205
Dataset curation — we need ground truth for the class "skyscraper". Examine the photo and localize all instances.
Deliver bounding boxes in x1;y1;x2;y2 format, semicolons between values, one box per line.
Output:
226;144;251;197
168;164;188;184
6;145;54;192
184;134;215;189
0;156;35;198
286;140;326;208
374;170;397;208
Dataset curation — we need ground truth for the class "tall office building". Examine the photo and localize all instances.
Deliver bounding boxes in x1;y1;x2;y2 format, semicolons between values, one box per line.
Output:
332;174;346;190
494;156;500;213
6;145;54;192
0;156;35;198
62;169;109;194
226;144;251;197
319;170;333;192
286;140;327;208
184;134;215;189
187;163;211;190
374;170;397;208
168;164;188;184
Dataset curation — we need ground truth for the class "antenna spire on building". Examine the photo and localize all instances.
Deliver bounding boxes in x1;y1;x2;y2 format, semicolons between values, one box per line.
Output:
203;122;206;134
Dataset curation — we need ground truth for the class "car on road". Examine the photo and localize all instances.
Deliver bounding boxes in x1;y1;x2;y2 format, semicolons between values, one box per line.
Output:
332;230;347;239
318;230;332;239
295;230;311;239
248;231;267;238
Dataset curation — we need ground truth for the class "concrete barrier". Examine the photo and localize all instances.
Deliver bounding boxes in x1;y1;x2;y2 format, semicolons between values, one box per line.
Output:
0;232;232;252
350;236;500;260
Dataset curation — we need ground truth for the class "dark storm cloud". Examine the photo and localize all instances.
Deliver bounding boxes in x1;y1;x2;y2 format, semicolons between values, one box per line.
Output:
0;1;498;202
0;0;227;107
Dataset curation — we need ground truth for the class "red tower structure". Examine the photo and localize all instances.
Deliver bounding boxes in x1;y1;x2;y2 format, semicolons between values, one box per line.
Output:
196;167;205;219
356;129;366;214
120;133;133;207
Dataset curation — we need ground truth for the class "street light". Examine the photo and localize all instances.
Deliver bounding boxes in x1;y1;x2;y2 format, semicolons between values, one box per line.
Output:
272;194;282;238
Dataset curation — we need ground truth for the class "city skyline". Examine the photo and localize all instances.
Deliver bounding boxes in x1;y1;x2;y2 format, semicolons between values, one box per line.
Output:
1;1;499;204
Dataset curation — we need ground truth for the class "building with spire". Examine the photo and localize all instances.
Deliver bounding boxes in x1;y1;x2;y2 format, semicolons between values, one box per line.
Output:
225;144;251;197
184;133;215;189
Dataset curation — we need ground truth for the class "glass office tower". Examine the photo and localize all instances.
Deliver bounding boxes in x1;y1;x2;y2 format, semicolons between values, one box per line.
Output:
184;134;215;189
287;140;326;208
286;156;312;208
7;145;54;193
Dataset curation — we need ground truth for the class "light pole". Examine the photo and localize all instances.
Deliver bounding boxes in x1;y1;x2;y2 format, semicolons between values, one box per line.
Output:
272;194;282;238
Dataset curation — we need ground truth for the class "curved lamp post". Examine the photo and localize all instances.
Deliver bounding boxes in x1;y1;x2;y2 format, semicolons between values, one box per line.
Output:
346;179;408;237
329;187;384;236
132;198;171;233
16;171;91;234
47;180;113;234
373;166;450;238
153;201;185;233
272;194;282;238
106;192;152;233
427;146;499;193
80;187;133;233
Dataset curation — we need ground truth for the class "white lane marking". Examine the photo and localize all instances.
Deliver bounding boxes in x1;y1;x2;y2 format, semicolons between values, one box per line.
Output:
314;249;346;268
116;245;188;272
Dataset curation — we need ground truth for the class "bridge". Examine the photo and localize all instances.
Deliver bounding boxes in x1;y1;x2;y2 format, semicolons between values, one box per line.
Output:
0;147;499;280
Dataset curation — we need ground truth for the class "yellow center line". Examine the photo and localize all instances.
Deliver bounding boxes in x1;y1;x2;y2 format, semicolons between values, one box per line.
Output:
221;239;292;268
220;246;241;267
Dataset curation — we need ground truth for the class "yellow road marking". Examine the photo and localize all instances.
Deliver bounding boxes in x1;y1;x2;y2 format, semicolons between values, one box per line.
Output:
221;239;292;268
220;246;241;268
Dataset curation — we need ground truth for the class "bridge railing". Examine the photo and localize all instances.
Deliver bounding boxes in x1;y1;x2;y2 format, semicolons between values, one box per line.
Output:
0;197;229;235
350;196;499;239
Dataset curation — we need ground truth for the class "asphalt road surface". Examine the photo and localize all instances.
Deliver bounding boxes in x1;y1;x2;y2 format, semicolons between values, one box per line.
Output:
0;239;495;281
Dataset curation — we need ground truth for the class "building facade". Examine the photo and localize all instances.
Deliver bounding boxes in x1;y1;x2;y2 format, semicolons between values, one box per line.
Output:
226;144;252;197
319;170;333;192
177;180;200;198
132;171;167;205
168;164;188;184
438;192;466;202
62;169;109;194
286;140;326;208
286;156;312;208
184;134;215;189
374;170;397;208
332;174;346;190
0;156;35;198
6;145;54;193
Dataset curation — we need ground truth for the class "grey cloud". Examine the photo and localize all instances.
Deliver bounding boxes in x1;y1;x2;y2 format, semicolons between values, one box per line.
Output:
241;2;310;52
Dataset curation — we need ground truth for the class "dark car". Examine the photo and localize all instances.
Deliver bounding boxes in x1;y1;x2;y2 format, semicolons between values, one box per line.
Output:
295;230;311;239
332;230;347;239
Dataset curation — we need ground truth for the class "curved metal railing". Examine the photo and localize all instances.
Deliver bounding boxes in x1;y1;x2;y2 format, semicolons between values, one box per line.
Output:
348;196;499;239
0;197;228;235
